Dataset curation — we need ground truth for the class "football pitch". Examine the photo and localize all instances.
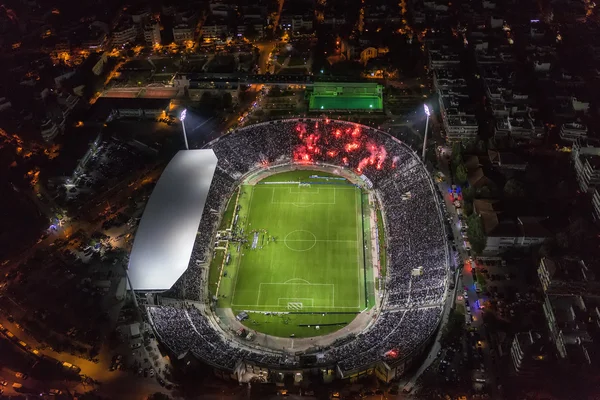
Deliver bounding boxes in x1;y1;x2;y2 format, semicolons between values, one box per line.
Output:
217;171;371;337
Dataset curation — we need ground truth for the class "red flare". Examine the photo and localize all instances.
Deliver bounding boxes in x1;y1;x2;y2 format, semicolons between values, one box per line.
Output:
345;142;360;152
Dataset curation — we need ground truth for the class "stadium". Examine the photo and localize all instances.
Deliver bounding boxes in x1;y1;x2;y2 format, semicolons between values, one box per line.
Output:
128;118;449;383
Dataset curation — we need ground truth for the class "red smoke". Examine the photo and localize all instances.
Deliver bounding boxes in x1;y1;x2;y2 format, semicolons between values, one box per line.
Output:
291;121;394;173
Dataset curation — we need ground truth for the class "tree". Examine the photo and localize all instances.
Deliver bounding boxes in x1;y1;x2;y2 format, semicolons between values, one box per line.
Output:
504;178;526;198
466;213;486;254
463;201;474;216
455;163;468;184
199;92;214;105
451;141;464;165
222;92;233;109
476;184;494;198
244;24;259;41
441;310;464;346
463;186;475;202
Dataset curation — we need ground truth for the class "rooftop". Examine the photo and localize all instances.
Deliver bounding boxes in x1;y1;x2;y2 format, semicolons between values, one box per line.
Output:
128;150;219;291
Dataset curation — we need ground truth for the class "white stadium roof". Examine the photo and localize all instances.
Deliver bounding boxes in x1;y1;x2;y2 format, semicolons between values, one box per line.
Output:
128;149;218;291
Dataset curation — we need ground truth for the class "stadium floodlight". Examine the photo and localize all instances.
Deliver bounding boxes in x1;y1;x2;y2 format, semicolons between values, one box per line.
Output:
422;104;430;161
180;109;189;150
423;103;431;116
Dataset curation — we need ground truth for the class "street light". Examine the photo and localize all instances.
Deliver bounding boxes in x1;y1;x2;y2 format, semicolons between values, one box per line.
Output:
422;104;430;161
180;109;189;150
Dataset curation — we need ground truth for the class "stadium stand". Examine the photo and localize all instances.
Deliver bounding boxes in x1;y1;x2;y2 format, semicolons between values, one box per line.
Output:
146;119;448;377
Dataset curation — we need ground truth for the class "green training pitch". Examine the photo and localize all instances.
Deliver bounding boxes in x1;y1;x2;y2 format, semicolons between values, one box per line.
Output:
223;171;368;338
309;96;383;111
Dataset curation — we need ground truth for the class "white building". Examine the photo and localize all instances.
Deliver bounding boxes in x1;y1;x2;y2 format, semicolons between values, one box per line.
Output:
112;23;138;46
560;122;587;142
199;22;228;40
40;118;60;142
443;116;478;140
477;207;550;254
144;22;161;46
593;189;600;222
173;24;194;43
572;140;600;193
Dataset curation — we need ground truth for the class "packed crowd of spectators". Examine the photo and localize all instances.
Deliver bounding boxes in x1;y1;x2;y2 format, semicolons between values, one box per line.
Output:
149;118;448;372
166;171;236;301
148;305;442;374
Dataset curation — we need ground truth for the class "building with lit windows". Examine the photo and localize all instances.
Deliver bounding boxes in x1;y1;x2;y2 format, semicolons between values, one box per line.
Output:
593;189;600;222
538;256;600;364
112;21;138;46
510;331;548;376
40;118;61;142
144;21;161;46
560;122;587;142
572;140;600;193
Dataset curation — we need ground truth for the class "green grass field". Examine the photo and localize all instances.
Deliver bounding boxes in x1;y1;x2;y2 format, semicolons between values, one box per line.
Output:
309;96;383;111
216;170;370;338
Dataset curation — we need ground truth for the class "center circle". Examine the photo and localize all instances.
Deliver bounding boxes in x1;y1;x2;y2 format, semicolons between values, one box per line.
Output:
284;230;317;251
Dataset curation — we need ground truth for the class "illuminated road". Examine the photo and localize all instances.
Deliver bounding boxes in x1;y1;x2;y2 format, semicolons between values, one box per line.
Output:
256;41;278;74
0;316;171;399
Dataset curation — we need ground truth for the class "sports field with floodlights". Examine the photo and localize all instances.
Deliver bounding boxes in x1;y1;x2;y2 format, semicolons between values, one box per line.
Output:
212;170;376;338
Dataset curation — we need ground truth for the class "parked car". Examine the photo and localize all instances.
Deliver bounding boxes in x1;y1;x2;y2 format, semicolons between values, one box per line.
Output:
15;372;27;380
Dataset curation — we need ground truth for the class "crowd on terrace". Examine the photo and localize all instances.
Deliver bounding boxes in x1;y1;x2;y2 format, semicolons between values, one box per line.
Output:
149;119;448;373
148;304;442;372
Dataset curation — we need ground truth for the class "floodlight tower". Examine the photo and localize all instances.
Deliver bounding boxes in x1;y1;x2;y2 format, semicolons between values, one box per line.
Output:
180;109;189;150
422;104;431;161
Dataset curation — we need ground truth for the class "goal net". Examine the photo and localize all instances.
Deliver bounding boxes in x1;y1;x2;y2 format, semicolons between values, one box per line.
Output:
287;302;303;310
298;182;311;188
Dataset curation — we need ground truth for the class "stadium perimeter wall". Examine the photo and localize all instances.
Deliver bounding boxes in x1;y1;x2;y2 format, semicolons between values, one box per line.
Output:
150;118;450;383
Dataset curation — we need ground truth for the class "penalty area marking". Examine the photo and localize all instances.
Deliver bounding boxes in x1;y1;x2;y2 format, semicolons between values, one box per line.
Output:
291;203;314;208
269;187;338;205
256;283;335;308
284;278;311;284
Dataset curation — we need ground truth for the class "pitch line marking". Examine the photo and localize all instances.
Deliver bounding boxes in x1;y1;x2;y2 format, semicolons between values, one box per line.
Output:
285;239;357;242
284;230;317;251
231;185;255;305
257;283;335;309
260;282;334;286
284;278;311;284
291;203;314;208
289;187;320;194
231;304;361;309
277;298;314;306
268;186;340;206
